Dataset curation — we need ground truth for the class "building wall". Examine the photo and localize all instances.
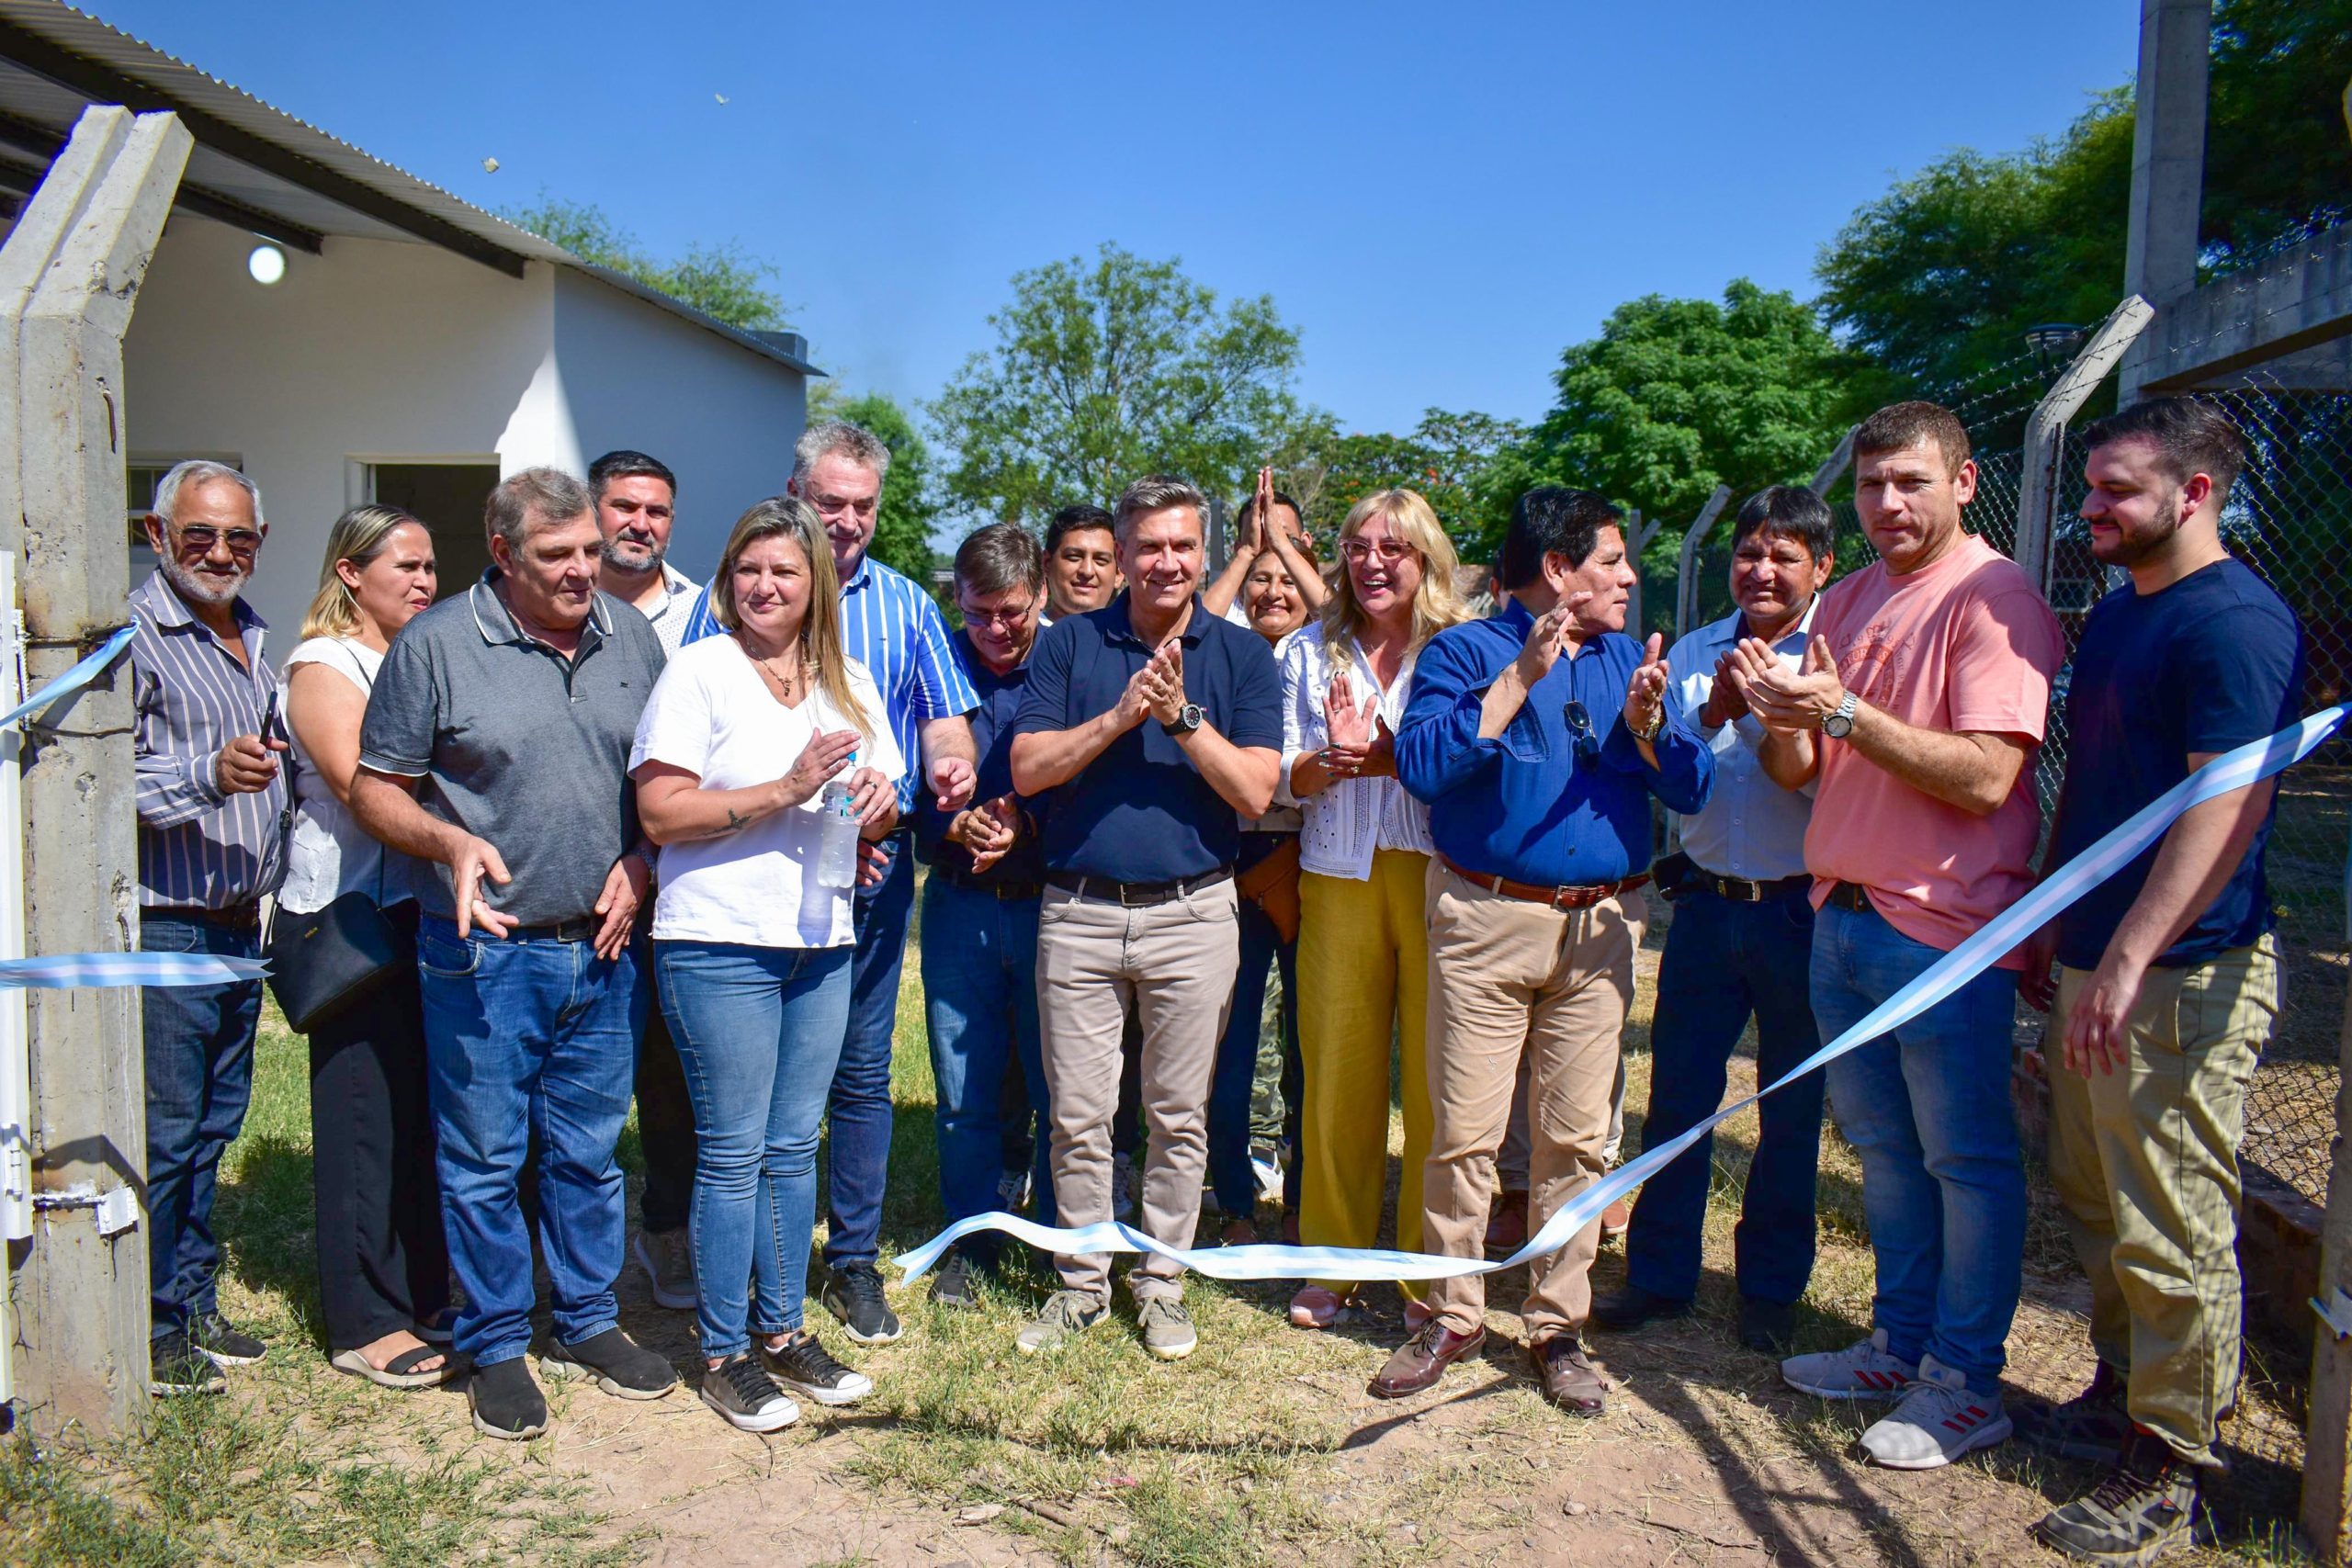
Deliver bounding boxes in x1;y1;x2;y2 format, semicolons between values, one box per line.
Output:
549;265;806;588
117;212;804;637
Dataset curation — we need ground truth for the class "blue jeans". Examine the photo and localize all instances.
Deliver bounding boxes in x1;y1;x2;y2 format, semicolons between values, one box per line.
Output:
415;918;647;1368
825;831;915;1269
1626;886;1824;1304
1209;897;1293;1217
1813;900;2026;1395
140;913;264;1337
922;875;1054;1264
657;940;853;1357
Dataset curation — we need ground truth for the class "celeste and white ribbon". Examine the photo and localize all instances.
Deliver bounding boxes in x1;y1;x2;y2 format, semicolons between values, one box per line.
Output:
0;951;268;989
0;624;134;732
896;704;2352;1285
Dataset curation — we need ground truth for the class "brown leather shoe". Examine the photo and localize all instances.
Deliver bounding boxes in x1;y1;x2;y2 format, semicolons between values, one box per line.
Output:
1530;1336;1611;1416
1600;1194;1632;1240
1484;1190;1529;1254
1368;1323;1487;1400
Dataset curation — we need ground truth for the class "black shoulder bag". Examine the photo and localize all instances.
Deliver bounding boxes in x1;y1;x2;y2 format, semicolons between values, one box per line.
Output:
266;645;413;1033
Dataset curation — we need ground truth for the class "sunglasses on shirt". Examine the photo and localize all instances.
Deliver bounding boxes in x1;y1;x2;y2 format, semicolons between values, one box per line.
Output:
1562;700;1601;764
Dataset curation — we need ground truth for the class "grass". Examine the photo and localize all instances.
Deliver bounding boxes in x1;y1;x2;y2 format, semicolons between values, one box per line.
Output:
1;885;2333;1564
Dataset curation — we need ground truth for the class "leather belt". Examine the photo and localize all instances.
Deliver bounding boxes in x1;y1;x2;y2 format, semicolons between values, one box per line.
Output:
939;864;1043;901
1440;855;1649;911
503;916;602;943
1690;869;1813;903
141;902;261;932
1824;881;1874;913
1046;865;1234;908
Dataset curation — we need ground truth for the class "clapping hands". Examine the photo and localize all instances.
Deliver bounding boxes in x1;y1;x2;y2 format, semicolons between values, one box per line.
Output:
1623;634;1670;736
1734;635;1848;737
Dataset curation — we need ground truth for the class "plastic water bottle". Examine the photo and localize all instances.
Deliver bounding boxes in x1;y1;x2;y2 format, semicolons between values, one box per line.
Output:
816;757;861;888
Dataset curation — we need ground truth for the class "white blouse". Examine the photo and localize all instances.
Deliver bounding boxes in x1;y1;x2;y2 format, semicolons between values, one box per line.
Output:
281;636;408;915
1278;624;1435;881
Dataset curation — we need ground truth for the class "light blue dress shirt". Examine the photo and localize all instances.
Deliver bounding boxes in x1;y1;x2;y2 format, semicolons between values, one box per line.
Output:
1663;601;1819;882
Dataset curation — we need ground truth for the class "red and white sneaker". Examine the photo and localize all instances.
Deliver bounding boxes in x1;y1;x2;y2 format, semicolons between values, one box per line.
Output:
1860;1356;2012;1470
1781;1327;1917;1400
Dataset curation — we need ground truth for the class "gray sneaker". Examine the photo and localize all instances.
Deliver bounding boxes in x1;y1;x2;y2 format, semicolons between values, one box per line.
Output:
632;1228;696;1312
1858;1356;2012;1470
1016;1290;1108;1355
2033;1431;2199;1563
1781;1327;1918;1400
1137;1297;1198;1361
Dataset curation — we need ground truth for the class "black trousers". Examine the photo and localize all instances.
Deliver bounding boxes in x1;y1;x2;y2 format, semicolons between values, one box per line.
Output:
634;983;697;1234
307;906;449;1350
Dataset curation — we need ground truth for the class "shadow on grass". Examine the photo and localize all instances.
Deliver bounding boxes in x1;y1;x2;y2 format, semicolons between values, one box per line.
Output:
214;1132;329;1351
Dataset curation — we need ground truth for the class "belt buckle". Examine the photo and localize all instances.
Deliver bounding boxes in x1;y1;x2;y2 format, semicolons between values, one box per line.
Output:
1731;878;1764;903
1553;884;1598;911
1119;882;1149;908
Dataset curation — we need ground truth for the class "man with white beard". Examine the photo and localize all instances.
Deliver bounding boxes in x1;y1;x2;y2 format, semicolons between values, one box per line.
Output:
131;460;289;1396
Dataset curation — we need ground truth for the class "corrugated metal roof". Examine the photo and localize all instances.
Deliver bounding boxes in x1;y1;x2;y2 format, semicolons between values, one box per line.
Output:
0;0;820;376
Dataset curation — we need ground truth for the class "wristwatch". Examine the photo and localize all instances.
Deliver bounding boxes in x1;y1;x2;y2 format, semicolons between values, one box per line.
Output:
1162;702;1205;737
1822;692;1860;739
1630;705;1665;744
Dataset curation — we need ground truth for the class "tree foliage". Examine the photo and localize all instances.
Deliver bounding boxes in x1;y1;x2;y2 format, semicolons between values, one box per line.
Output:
1280;410;1526;556
930;244;1309;524
1500;280;1860;568
2204;0;2352;265
499;195;791;333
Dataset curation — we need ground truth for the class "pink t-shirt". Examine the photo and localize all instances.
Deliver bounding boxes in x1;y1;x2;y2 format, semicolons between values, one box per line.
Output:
1804;533;2065;965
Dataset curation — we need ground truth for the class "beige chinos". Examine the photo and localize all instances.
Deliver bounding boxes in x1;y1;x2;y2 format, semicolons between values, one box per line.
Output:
1036;879;1241;1303
1419;862;1645;1342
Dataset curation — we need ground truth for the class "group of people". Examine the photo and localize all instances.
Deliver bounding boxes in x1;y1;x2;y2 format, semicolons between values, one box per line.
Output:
130;389;2302;1565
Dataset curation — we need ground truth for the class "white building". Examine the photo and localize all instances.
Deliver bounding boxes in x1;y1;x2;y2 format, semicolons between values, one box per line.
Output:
0;0;815;636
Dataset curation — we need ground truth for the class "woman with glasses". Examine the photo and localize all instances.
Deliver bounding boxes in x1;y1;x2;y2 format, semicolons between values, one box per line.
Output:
629;497;901;1432
1204;498;1316;1244
1280;490;1471;1327
281;505;452;1387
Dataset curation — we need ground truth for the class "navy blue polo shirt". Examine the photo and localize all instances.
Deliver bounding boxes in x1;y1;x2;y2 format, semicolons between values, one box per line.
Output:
2052;557;2304;972
1011;593;1283;883
914;631;1047;886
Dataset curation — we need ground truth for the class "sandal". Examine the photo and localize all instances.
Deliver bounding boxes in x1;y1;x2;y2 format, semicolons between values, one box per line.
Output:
1289;1285;1365;1329
414;1310;458;1346
331;1343;456;1389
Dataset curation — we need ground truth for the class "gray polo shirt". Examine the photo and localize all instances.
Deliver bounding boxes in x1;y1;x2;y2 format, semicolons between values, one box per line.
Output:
359;571;666;927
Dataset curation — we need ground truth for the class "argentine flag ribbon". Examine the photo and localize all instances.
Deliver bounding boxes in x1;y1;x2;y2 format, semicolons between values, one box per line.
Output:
0;624;134;733
0;952;269;989
896;703;2352;1286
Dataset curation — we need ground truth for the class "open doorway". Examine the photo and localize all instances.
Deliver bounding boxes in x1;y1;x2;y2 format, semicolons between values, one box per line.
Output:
365;462;501;593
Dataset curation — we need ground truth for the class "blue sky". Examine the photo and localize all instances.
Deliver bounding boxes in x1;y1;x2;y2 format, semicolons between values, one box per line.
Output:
93;1;2140;435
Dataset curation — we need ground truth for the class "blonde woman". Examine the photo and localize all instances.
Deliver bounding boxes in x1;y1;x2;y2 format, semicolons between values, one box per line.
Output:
1282;490;1470;1328
630;497;901;1432
282;505;452;1386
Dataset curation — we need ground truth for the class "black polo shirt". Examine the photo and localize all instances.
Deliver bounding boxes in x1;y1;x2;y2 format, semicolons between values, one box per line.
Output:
1011;593;1282;883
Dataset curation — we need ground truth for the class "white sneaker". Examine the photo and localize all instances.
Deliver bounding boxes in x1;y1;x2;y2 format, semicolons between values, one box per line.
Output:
1859;1356;2013;1470
1111;1160;1137;1222
1781;1327;1918;1400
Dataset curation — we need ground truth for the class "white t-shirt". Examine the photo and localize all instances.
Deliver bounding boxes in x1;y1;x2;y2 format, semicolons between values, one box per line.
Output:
281;636;405;914
629;635;904;949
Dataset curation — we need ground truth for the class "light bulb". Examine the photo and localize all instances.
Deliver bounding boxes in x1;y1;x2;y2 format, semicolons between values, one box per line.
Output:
247;244;286;286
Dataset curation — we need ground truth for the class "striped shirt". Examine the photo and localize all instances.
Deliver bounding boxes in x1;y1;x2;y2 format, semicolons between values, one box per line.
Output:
681;553;978;811
132;570;288;908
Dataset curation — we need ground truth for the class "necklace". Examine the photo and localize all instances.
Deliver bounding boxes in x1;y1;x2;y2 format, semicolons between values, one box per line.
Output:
737;631;808;701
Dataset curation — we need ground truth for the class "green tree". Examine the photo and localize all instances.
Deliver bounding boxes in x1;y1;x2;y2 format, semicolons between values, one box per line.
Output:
2204;0;2352;265
1287;409;1526;556
820;390;941;581
1502;280;1860;570
499;195;791;333
930;244;1309;523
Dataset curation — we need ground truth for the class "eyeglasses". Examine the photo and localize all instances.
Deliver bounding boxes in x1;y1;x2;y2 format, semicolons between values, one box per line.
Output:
1562;700;1601;764
1340;538;1416;566
176;525;263;555
959;600;1035;630
808;491;879;522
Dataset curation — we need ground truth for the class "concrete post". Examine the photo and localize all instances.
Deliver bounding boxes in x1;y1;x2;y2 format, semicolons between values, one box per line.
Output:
0;106;191;1438
2119;0;2211;400
2016;296;2154;591
2304;966;2352;1562
1671;485;1733;645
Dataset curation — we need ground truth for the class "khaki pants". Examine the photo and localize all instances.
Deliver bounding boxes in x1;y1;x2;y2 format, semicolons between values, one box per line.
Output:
2048;935;2279;1466
1035;879;1240;1303
1420;863;1643;1342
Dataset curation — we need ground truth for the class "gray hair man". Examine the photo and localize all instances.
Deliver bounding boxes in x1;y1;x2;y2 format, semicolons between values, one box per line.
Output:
133;459;287;1396
672;420;980;1345
350;467;676;1439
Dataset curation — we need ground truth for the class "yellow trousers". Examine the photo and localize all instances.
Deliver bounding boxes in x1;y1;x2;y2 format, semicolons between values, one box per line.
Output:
1296;851;1431;1296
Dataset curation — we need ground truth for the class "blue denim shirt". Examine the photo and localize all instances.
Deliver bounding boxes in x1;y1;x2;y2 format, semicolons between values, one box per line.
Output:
1396;598;1712;887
